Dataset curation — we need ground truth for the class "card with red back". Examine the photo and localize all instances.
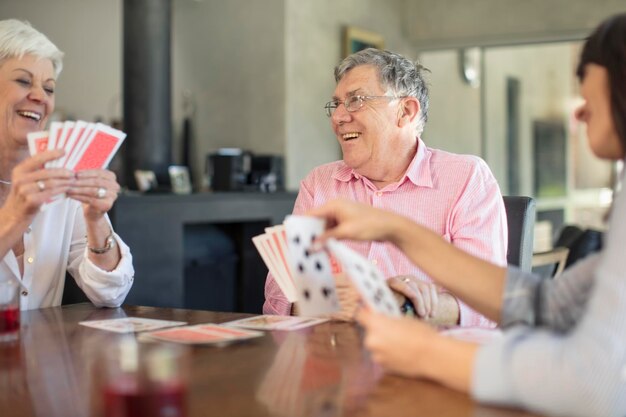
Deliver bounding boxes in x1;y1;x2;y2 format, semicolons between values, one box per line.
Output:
142;324;263;345
69;123;126;171
49;121;75;167
27;131;49;156
253;235;297;302
57;120;89;168
46;121;62;151
65;122;96;169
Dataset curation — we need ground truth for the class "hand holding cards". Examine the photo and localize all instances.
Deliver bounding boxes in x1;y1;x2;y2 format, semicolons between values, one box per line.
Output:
27;120;126;171
253;215;400;318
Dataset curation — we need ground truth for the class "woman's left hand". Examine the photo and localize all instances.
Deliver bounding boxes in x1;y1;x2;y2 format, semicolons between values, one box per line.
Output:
356;308;438;377
66;169;120;222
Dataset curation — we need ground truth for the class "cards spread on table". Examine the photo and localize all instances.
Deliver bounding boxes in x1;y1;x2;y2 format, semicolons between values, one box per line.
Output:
140;324;263;346
252;215;401;318
223;315;328;331
79;317;187;333
27;120;126;171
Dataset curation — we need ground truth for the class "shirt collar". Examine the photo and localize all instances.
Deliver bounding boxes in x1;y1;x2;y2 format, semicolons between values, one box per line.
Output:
332;137;434;188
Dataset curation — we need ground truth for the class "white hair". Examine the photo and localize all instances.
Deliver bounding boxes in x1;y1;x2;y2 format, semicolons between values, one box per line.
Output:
0;19;63;77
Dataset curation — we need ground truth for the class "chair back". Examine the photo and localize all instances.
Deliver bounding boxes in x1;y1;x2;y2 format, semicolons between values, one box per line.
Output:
532;247;570;279
503;196;536;271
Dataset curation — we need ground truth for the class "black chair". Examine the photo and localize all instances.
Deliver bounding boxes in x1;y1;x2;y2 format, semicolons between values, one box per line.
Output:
503;196;536;272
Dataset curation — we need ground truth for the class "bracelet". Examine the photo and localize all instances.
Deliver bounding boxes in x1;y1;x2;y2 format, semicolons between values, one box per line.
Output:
88;230;116;254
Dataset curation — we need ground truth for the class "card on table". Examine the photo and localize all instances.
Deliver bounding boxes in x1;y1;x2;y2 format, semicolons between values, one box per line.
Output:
141;324;263;346
327;239;401;317
284;215;340;317
223;315;328;331
79;317;187;333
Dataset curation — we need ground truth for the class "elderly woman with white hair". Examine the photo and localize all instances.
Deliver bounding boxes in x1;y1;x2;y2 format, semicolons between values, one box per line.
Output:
0;19;133;310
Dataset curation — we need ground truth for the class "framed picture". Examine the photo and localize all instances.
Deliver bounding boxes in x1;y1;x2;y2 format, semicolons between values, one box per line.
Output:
134;170;157;192
168;165;192;194
342;26;384;58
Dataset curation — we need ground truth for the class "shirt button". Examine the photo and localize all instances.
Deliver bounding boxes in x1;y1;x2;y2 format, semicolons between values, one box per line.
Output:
26;227;32;234
27;257;34;264
371;259;378;265
376;191;383;197
21;290;28;296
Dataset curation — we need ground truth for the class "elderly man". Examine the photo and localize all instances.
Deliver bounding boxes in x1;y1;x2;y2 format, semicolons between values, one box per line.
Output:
264;48;507;326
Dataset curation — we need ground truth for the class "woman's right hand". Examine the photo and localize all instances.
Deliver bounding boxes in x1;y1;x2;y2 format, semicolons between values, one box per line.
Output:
2;150;74;224
307;199;408;246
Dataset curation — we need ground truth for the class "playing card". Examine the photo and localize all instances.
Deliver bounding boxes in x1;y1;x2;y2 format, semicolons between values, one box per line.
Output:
284;215;340;317
252;235;298;302
223;315;327;331
57;120;88;168
68;123;126;171
141;324;263;346
78;317;187;333
27;131;49;156
326;239;400;317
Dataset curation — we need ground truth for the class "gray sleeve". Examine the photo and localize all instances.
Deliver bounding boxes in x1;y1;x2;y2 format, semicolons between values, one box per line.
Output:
501;255;599;332
471;185;626;417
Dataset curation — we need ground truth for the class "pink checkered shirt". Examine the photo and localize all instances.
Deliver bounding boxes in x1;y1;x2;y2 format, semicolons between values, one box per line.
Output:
263;138;508;327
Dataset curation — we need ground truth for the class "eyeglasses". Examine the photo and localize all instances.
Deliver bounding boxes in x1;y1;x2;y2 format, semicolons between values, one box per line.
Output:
324;95;404;117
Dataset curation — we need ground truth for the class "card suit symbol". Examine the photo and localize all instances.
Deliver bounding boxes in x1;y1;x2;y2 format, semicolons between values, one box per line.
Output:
298;263;305;273
311;233;317;244
294;235;301;245
374;289;383;304
303;289;311;300
370;271;378;281
321;287;333;298
385;302;393;311
304;249;310;258
355;264;364;273
363;280;372;290
315;261;323;271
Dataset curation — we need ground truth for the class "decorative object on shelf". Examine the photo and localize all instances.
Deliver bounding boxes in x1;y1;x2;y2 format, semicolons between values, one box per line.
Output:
168;165;192;194
134;170;158;192
342;26;384;58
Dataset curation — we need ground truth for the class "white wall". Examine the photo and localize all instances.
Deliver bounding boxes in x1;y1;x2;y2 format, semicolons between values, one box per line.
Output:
417;50;482;156
284;0;415;189
1;0;122;122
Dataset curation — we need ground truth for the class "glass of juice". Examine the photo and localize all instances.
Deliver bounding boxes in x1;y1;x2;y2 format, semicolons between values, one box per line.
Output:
0;279;20;342
99;338;189;417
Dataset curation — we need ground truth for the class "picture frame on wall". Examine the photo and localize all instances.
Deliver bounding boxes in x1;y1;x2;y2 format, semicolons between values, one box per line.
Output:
342;26;384;58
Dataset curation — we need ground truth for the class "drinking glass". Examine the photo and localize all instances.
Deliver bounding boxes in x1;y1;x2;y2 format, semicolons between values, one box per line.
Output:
98;338;189;417
0;279;20;342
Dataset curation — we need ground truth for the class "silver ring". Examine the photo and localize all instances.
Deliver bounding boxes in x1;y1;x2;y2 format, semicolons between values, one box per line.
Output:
36;180;45;192
96;187;106;199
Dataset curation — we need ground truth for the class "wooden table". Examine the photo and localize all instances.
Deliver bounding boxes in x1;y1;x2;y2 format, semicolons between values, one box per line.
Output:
0;304;541;417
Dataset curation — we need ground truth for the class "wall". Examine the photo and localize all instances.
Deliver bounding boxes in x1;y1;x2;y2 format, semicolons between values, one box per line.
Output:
284;0;414;189
416;50;482;156
404;0;626;49
1;0;122;122
172;0;286;185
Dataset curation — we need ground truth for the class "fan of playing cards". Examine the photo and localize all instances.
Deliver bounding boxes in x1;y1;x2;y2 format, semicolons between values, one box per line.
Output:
253;215;400;318
27;120;126;171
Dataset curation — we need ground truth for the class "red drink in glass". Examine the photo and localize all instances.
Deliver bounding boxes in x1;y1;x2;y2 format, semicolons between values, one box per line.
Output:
103;378;187;417
0;306;19;341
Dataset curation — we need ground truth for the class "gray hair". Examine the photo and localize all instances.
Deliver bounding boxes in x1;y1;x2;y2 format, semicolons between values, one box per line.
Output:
0;19;64;77
335;48;429;135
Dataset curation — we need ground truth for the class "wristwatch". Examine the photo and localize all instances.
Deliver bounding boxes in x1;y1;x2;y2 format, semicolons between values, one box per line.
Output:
88;231;116;254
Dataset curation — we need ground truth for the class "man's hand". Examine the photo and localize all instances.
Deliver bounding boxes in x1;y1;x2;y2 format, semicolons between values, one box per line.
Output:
329;273;361;321
387;275;439;319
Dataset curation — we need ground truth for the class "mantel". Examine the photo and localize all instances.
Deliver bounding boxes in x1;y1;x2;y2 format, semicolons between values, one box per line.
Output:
109;192;297;312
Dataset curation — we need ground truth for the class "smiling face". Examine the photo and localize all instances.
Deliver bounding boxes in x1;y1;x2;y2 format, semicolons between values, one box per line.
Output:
575;63;624;160
0;54;56;148
330;65;417;184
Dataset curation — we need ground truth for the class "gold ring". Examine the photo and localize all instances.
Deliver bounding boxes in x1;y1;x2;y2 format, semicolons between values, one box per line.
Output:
36;180;45;191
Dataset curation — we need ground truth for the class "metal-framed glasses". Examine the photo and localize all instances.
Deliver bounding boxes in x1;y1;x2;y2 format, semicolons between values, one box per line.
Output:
324;95;404;117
